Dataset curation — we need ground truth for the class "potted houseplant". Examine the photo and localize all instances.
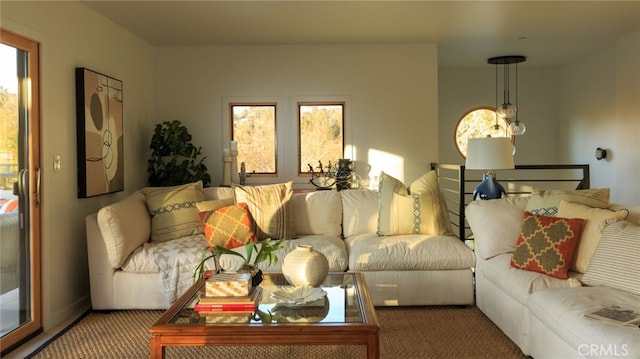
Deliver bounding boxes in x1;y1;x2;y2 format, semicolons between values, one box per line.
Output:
193;238;286;285
147;120;212;187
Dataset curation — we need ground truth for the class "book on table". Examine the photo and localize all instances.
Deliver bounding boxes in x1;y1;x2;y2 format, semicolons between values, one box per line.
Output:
198;286;261;305
194;303;257;312
585;305;640;329
205;272;252;297
195;286;262;313
204;313;253;324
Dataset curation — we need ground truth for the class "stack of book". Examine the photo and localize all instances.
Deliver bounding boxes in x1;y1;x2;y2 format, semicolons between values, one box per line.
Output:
195;272;262;323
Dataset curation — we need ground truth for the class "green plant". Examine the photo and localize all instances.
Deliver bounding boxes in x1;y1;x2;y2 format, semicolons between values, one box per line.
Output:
147;120;211;187
193;238;286;281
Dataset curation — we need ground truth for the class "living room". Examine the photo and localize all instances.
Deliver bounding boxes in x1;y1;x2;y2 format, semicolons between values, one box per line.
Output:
1;0;639;357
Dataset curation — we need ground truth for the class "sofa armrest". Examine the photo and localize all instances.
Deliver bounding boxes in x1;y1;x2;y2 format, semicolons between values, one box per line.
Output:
86;213;116;309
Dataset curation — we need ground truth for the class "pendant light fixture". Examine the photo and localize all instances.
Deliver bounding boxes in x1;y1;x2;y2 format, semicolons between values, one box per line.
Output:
488;55;527;135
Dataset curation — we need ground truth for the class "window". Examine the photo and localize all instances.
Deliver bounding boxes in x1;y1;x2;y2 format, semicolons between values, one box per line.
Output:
230;103;277;175
454;107;514;158
298;102;345;175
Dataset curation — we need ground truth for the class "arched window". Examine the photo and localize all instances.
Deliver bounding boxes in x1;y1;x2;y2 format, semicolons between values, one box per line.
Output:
454;107;514;158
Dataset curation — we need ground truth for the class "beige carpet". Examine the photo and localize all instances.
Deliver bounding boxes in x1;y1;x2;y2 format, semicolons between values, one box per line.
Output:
27;306;526;358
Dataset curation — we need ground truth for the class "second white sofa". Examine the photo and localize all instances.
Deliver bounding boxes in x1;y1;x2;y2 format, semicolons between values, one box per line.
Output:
466;192;640;358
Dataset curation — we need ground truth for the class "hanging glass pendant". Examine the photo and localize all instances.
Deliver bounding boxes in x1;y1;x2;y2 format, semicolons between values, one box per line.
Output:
509;119;526;135
496;103;517;118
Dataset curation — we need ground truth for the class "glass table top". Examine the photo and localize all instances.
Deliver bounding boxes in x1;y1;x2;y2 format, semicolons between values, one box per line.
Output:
171;272;365;325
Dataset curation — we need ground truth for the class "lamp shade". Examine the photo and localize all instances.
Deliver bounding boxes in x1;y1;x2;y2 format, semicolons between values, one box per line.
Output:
465;137;514;170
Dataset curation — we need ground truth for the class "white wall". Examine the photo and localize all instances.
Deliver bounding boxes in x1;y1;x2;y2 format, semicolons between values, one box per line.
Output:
154;44;438;187
438;67;561;166
1;1;155;329
558;30;640;204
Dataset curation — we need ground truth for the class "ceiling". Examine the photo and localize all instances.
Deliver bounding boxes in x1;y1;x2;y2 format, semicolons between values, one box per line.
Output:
82;1;640;68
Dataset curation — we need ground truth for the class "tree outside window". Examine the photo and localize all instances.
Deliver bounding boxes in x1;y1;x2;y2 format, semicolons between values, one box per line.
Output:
231;103;276;174
454;107;514;158
298;102;344;175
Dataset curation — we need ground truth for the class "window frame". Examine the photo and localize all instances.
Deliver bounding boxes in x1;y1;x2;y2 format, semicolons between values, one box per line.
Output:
454;106;515;159
296;101;346;176
226;100;279;178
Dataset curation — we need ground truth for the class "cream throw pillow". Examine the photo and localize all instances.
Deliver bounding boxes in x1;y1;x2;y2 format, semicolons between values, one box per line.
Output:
97;191;151;268
142;181;205;242
557;200;628;273
465;196;529;260
234;182;295;240
377;171;449;236
409;171;454;235
525;188;610;216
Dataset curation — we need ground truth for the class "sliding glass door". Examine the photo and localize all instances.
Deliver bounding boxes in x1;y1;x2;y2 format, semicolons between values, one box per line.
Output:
0;29;41;354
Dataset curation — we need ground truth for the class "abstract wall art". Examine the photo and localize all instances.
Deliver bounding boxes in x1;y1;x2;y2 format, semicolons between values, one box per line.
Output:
75;67;124;198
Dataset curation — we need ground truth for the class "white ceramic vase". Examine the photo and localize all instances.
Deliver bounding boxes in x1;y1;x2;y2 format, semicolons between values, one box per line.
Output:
282;245;329;287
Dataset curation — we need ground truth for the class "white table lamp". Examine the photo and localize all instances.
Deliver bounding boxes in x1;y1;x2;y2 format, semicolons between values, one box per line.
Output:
465;137;515;200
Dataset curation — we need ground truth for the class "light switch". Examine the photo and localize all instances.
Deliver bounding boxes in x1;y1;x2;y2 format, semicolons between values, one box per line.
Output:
53;155;61;172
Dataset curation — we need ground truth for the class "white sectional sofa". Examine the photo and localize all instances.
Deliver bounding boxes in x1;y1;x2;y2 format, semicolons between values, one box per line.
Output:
87;176;475;310
466;192;640;358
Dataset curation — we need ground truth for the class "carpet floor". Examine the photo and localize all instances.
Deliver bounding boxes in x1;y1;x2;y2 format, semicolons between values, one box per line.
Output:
27;306;526;358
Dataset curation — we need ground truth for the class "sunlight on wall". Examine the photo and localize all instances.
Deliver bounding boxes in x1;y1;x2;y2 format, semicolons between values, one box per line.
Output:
367;149;404;189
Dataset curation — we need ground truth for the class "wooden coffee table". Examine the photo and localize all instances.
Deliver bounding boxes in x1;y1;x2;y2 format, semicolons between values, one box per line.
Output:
149;272;380;358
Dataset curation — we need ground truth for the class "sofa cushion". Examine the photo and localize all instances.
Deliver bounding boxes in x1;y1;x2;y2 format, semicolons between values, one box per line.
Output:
466;196;529;260
199;203;258;249
97;191;151;268
220;234;348;273
528;287;640;356
525;188;610;216
479;253;582;305
377;171;448;236
234;182;295;240
291;190;342;236
582;220;640;296
557;200;629;273
345;233;475;271
142;181;205;242
341;189;379;237
0;198;18;213
511;212;584;279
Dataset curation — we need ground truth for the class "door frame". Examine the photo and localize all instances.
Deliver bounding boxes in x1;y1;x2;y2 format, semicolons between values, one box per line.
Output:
0;28;42;353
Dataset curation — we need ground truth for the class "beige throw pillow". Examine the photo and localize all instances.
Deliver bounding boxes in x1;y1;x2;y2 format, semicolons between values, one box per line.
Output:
195;198;235;213
377;171;449;236
97;191;151;268
525;188;610;216
557;200;629;273
465;196;529;260
234;182;295;240
142;181;205;242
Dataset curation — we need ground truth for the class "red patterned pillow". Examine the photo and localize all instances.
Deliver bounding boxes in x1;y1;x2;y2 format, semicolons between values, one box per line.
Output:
510;211;584;279
199;203;258;249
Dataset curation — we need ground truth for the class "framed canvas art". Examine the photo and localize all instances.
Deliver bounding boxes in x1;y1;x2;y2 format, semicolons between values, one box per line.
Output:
75;67;124;198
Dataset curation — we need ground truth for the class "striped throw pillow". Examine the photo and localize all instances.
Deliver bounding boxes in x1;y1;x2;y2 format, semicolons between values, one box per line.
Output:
234;182;294;240
581;220;640;296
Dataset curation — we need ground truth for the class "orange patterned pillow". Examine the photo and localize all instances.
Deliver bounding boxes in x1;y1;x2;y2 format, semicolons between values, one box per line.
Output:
199;203;258;249
510;212;584;279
